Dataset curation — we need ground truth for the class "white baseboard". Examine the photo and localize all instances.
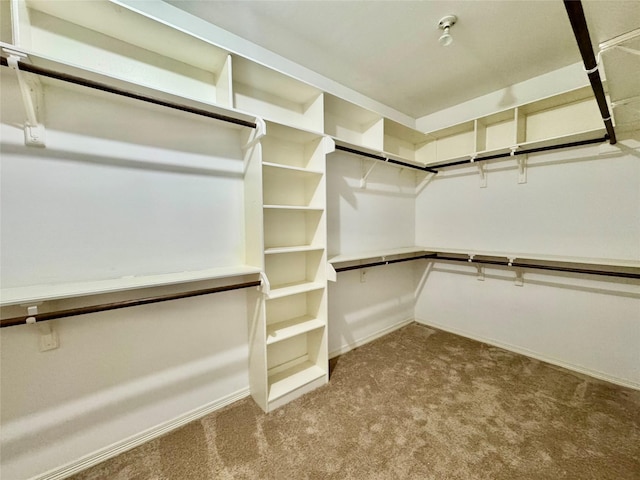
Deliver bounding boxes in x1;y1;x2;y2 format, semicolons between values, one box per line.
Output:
415;318;640;391
329;318;414;359
33;387;251;480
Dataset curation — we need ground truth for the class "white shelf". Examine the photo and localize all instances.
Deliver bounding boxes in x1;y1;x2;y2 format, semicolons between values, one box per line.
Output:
15;1;233;106
267;361;326;402
263;205;325;212
268;282;326;299
265;246;325;255
233;56;323;132
266;315;325;345
329;247;427;265
421;247;640;269
262;162;324;176
324;94;383;150
0;265;262;307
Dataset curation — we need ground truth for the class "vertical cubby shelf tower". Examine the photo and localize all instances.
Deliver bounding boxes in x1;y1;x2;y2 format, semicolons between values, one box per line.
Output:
250;122;335;412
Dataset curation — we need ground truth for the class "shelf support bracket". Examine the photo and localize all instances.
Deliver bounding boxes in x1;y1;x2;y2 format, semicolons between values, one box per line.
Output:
477;163;487;188
517;154;527;185
360;159;378;188
476;265;485;281
259;271;271;297
24;305;59;351
514;269;524;287
4;50;46;147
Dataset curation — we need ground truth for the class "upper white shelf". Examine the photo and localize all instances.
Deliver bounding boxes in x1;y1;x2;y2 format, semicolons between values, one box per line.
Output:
420;247;640;269
328;247;427;265
0;265;262;307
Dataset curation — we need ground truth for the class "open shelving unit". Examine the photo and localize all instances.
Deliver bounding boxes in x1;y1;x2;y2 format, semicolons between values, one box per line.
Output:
233;56;324;133
10;0;234;107
249;121;334;412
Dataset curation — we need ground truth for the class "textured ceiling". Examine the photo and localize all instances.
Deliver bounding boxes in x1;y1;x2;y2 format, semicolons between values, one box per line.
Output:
166;1;640;119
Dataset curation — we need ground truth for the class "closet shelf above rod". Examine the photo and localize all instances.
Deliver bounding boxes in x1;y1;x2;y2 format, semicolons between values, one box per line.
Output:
329;248;640;279
0;55;257;129
0;279;262;328
334;144;439;174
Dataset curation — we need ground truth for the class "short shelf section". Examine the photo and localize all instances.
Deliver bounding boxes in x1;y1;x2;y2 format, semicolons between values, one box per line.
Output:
233;57;323;132
0;265;262;307
267;361;326;403
266;316;325;345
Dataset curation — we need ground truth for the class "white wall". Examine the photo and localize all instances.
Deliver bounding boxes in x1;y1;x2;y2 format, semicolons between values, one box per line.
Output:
326;151;417;356
0;73;253;478
415;132;640;388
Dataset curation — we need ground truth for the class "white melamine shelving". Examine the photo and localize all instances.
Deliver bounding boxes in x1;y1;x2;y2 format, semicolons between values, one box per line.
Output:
0;266;262;307
10;0;233;106
249;122;332;412
233;56;324;132
329;247;427;265
324;94;384;151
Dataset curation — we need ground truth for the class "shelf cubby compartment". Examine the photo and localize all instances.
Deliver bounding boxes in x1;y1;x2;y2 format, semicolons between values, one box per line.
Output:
264;250;326;298
12;0;233;106
262;165;325;209
383;119;434;165
262;122;328;171
264;208;324;251
233;57;323;132
516;86;605;147
324;94;384;151
266;288;326;345
423;121;476;166
475;109;519;155
267;327;327;405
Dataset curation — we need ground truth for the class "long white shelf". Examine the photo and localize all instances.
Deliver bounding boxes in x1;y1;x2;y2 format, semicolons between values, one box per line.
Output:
328;246;640;271
0;265;262;307
262;162;324;175
421;247;640;269
328;247;427;264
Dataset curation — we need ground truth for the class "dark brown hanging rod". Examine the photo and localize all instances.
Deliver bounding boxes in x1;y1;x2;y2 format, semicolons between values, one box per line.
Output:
563;0;617;144
431;135;608;170
0;56;257;129
0;280;261;328
333;254;437;272
334;145;439;173
335;135;609;173
334;253;640;279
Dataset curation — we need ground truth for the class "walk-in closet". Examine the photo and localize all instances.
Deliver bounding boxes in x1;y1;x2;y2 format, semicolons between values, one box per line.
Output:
1;1;638;479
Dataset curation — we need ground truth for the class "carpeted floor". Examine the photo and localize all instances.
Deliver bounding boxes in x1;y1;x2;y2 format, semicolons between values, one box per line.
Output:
71;323;640;479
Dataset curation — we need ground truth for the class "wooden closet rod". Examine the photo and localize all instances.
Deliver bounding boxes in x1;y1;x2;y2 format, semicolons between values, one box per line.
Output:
334;254;437;272
335;136;609;173
563;0;617;144
334;145;439;173
432;135;608;170
0;280;262;328
335;254;640;279
0;56;257;129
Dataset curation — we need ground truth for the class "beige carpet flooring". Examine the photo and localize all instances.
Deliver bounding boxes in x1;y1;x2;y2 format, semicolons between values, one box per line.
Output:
71;323;640;479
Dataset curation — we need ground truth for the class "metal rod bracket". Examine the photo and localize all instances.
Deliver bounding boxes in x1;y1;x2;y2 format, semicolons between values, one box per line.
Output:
24;305;59;351
476;265;485;281
477;164;487;188
514;269;524;287
259;271;271;297
360;159;378;188
4;50;46;147
517;155;528;184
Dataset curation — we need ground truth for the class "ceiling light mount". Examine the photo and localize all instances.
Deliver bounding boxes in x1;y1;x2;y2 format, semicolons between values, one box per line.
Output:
437;15;457;47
